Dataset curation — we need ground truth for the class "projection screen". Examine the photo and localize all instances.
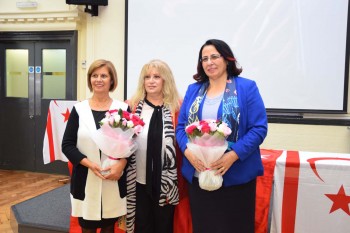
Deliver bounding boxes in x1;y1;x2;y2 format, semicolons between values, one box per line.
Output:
126;0;349;113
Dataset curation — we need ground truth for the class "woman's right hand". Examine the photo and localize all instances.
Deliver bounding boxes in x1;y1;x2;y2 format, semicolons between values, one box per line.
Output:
80;158;106;179
184;148;205;172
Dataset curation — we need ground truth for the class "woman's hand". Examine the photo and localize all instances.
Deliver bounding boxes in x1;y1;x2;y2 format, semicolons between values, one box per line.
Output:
103;158;127;181
184;148;206;172
211;150;239;175
80;158;105;179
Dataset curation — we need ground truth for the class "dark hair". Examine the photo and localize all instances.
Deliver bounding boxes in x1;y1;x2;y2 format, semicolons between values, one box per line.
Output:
193;39;242;82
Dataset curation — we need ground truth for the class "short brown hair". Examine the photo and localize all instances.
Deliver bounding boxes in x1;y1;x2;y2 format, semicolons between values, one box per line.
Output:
87;59;118;92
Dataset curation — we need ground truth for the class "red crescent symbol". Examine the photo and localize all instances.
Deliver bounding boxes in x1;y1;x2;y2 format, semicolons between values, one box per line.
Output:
307;157;350;182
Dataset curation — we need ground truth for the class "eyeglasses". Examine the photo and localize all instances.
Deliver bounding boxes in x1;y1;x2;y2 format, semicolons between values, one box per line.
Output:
91;74;109;79
200;54;222;63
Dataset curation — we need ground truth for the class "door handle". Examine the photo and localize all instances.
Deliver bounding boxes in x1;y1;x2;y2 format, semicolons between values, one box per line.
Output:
28;66;35;116
35;66;41;116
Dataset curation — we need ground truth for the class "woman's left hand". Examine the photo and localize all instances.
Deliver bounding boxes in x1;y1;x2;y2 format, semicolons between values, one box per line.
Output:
103;158;127;181
211;150;239;175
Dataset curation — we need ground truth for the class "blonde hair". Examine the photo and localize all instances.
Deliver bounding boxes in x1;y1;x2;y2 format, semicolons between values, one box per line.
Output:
87;59;118;92
129;59;181;113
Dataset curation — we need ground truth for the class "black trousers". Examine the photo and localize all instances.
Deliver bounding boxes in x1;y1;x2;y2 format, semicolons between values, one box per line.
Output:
135;182;175;233
188;178;256;233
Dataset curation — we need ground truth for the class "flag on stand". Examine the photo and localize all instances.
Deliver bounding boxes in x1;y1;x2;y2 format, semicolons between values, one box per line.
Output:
43;100;78;164
270;151;350;233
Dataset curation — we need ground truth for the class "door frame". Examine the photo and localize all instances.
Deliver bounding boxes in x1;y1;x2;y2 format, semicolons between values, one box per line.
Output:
0;31;77;174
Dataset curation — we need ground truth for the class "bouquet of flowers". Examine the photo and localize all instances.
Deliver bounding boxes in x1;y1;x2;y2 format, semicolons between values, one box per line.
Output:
91;109;145;175
186;119;232;191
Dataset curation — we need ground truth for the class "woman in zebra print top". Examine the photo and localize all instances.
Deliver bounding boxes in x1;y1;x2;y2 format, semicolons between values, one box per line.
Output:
127;59;189;233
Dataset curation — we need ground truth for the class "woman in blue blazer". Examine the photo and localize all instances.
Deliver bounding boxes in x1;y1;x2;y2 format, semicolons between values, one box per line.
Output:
176;39;268;233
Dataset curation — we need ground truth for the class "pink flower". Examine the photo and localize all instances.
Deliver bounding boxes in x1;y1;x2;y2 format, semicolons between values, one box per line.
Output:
186;119;232;141
108;109;118;114
99;108;145;137
208;121;218;132
185;124;198;134
122;111;130;120
133;125;144;135
122;119;128;126
201;123;211;134
131;114;145;126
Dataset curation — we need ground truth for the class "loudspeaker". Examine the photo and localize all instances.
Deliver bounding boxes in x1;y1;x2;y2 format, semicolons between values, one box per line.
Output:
66;0;108;6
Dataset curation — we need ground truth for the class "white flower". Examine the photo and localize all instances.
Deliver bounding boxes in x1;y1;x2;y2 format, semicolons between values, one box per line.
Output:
127;120;134;128
217;122;232;137
100;118;109;125
113;114;121;124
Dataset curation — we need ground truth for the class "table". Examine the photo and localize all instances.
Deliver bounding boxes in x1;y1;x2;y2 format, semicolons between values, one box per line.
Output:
267;150;350;233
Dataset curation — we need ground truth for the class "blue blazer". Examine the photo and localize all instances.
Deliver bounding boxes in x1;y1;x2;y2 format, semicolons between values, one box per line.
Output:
176;76;268;186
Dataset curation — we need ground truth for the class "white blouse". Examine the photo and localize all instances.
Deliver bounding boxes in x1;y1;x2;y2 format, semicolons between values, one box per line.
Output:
135;102;165;184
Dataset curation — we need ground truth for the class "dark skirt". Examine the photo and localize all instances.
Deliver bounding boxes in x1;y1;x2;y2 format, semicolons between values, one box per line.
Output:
188;178;256;233
135;182;175;233
78;217;118;229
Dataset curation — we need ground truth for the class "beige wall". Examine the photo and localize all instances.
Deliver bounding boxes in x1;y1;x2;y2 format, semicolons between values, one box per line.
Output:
262;124;350;154
83;0;125;101
1;0;350;154
0;0;125;101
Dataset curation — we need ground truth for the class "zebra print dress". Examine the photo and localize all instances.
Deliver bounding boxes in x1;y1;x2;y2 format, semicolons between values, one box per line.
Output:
125;100;179;232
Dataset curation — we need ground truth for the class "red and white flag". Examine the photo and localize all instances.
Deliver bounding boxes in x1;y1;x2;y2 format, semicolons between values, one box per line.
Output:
255;149;284;233
43;100;78;164
270;150;350;233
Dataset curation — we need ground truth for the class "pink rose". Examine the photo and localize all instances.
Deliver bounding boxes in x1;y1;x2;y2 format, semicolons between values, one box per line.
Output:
186;125;197;134
201;123;211;134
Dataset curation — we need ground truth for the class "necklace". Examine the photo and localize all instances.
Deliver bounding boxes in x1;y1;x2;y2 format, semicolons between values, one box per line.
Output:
89;97;112;111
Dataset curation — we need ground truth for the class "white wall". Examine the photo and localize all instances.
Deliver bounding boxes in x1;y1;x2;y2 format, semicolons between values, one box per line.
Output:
1;0;350;154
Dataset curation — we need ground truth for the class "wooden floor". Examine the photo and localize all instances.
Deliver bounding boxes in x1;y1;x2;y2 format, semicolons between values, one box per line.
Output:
0;170;70;233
